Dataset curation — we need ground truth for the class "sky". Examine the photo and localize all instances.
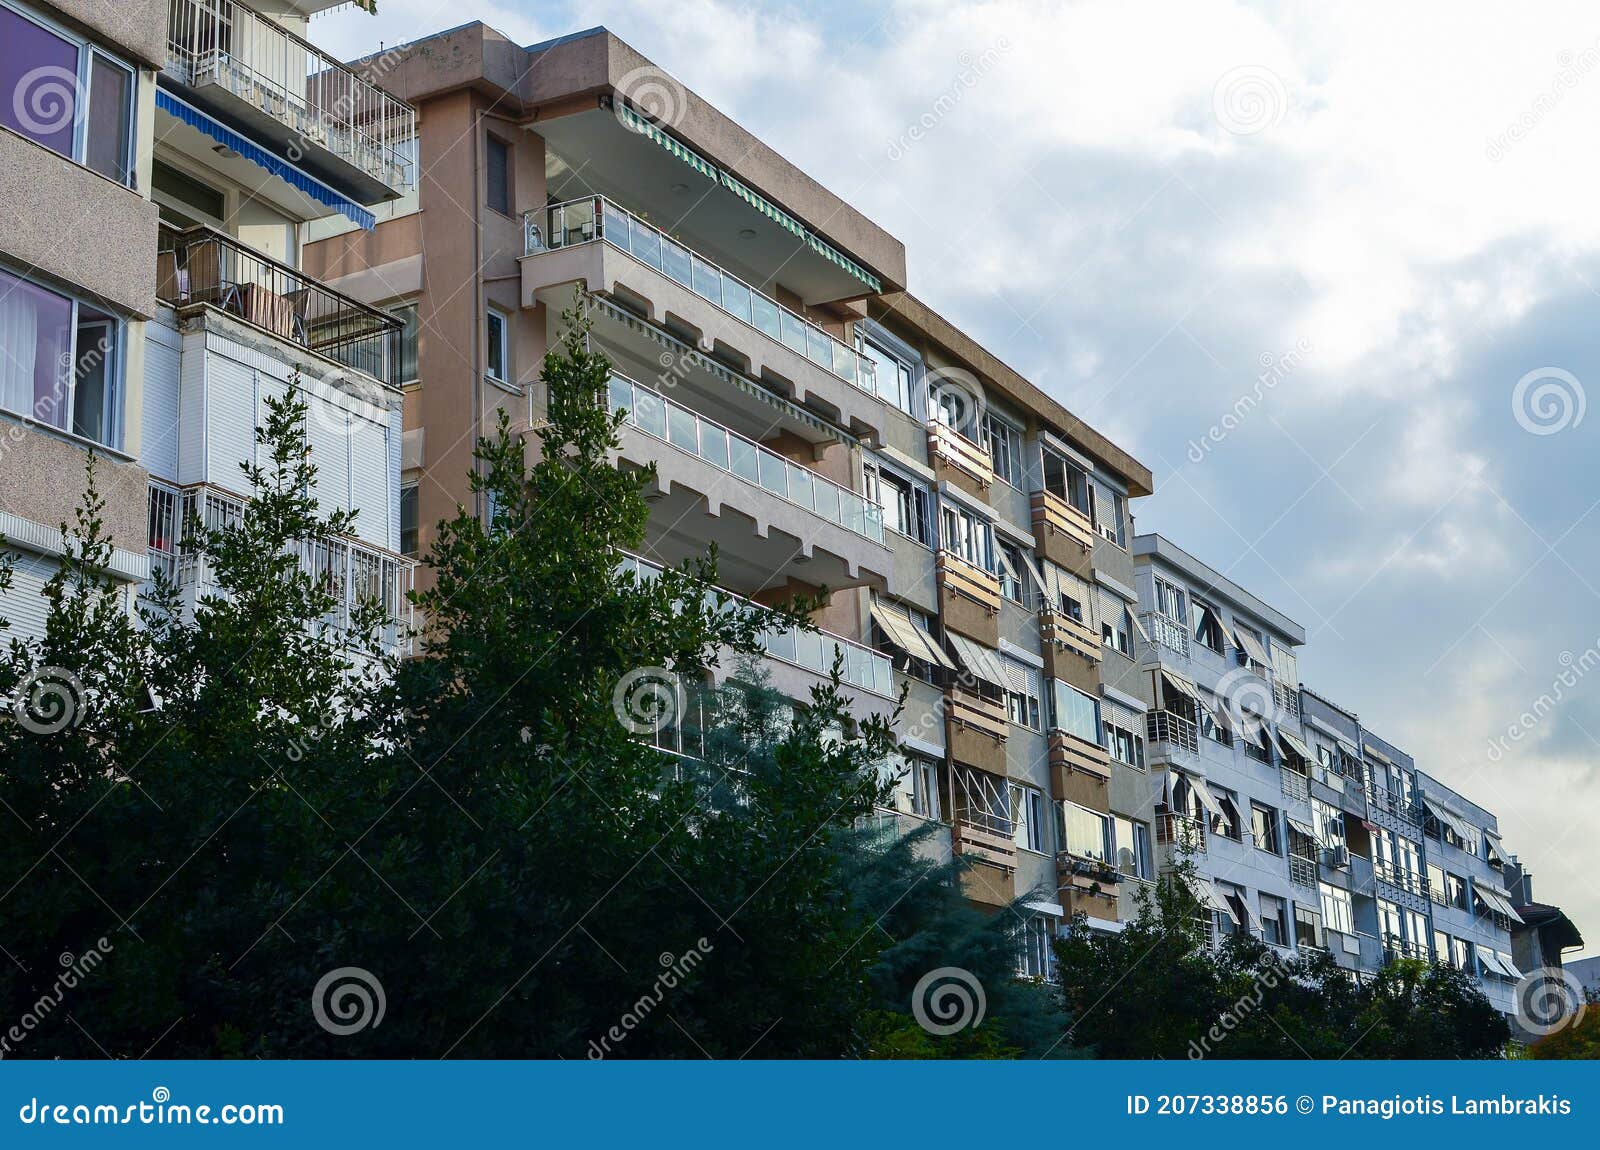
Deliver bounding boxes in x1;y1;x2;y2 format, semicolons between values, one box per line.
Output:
315;0;1600;954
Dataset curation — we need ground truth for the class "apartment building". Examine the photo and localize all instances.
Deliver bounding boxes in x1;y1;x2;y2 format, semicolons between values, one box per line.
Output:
297;23;1158;969
0;0;414;647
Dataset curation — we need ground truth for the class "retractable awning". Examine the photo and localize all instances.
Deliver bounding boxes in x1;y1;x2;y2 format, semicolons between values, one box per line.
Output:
1018;551;1048;605
870;603;955;670
1478;950;1510;978
1276;728;1313;763
1181;770;1227;821
1286;816;1317;840
1476;883;1525;924
946;632;1007;690
1181;874;1229;914
1422;799;1476;845
1160;669;1199;706
156;90;375;230
1232;626;1272;667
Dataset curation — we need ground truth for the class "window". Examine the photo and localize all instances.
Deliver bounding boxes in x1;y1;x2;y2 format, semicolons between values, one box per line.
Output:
1154;577;1187;624
1452;936;1473;972
866;464;932;545
1107;719;1145;769
399;482;419;558
1251;802;1281;854
1002;657;1041;731
1199;695;1231;745
0;265;121;447
1113;816;1153;879
1192;599;1224;653
984;413;1023;487
995;540;1028;603
1058;801;1110;862
1426;863;1446;905
1011;784;1047;852
1319;882;1353;935
909;755;942;821
486;134;510;215
939;500;993;571
485;307;508;385
392;302;420;385
1313;799;1345;850
1041;447;1092;515
1210;788;1242;841
1050;681;1102;746
1101;604;1133;656
1;2;134;184
152;159;225;227
1092;479;1126;547
1293;903;1324;950
1259;894;1288;946
1018;916;1053;980
1445;872;1468;911
954;767;1012;836
857;333;916;414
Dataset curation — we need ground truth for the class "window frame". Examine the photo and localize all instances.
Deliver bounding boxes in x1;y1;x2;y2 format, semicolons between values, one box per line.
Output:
983;410;1024;488
1251;801;1282;855
1002;655;1042;732
0;263;125;449
1011;783;1048;853
856;326;918;416
485;305;509;386
485;132;512;216
399;480;419;558
1058;800;1111;863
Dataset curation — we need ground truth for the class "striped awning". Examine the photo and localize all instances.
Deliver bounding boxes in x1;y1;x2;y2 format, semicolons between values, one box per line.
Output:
1276;728;1313;763
1232;625;1272;667
871;603;954;670
613;99;882;293
156;90;375;230
946;632;1007;690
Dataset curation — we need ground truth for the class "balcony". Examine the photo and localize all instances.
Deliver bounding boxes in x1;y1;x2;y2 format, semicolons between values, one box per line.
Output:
1145;612;1189;658
1038;603;1100;666
165;0;415;202
1273;679;1300;717
946;688;1008;776
1030;489;1096;570
606;373;892;592
1146;709;1199;756
157;224;403;387
926;420;993;495
524;197;889;440
1156;812;1207;854
1288;852;1318;890
1281;765;1310;802
1049;728;1112;784
935;550;1002;646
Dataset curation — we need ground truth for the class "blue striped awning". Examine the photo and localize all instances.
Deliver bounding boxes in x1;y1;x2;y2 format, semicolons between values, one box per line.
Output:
155;89;375;231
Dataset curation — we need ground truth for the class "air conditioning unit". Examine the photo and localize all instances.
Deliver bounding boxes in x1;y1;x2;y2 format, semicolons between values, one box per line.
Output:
1324;845;1351;869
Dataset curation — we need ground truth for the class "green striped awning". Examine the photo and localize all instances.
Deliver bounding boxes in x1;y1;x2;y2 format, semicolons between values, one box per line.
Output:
611;98;883;294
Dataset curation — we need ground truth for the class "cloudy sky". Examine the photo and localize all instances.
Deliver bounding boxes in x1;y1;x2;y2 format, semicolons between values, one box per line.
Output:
317;0;1599;952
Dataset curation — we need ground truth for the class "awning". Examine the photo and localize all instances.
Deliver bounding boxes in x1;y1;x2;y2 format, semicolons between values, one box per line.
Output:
1129;608;1152;643
1286;816;1317;840
614;100;882;292
1199;690;1232;731
1363;743;1392;766
1498;952;1524;979
1476;883;1524;924
1181;874;1228;914
156;90;375;230
870;603;955;670
946;632;1007;690
1224;887;1263;931
1183;771;1227;821
1017;550;1048;605
1276;728;1313;763
1423;799;1475;844
1216;886;1243;925
1232;625;1272;667
1159;669;1199;706
1485;836;1508;868
1478;950;1509;978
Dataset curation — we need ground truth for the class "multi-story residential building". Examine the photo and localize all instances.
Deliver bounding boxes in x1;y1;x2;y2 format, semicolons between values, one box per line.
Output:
297;22;1155;972
0;0;414;646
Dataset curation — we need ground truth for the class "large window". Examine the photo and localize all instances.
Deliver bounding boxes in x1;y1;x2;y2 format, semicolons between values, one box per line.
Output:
909;755;942;821
1313;798;1345;850
1011;783;1047;852
0;265;121;446
1154;577;1187;624
1106;716;1145;769
1319;882;1354;934
1;2;134;185
984;412;1024;487
1058;801;1110;862
1017;916;1053;980
858;334;915;414
1101;603;1133;656
1041;447;1092;515
1050;680;1102;746
1251;802;1281;854
1192;598;1225;652
1092;478;1126;547
1293;903;1324;950
1113;816;1153;879
939;500;993;571
866;463;931;545
1259;894;1288;946
1002;656;1041;731
392;301;420;385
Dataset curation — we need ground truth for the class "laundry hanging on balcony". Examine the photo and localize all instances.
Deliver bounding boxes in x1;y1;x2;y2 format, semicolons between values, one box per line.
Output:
156;90;376;230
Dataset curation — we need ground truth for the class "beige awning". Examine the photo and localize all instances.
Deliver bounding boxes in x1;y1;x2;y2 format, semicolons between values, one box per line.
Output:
1181;873;1229;914
1160;669;1199;706
1232;625;1272;666
870;603;955;670
1183;771;1227;820
946;632;1007;690
1287;816;1317;840
1276;728;1312;763
1017;550;1048;605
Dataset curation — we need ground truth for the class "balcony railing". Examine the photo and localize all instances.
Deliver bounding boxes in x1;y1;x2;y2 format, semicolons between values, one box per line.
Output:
166;0;415;191
1146;709;1199;755
1288;852;1318;889
1281;766;1310;802
607;373;884;544
157;225;404;387
1156;812;1206;853
1375;862;1430;901
1366;784;1423;827
529;197;877;395
1146;612;1189;657
1272;679;1300;717
618;553;892;697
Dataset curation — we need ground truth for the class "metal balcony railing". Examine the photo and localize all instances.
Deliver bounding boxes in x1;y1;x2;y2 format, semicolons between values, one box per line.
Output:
166;0;415;191
1288;852;1318;889
617;553;893;697
1146;709;1199;754
1272;679;1300;717
1375;862;1430;901
1156;812;1206;853
607;373;884;544
1366;784;1424;827
157;224;404;387
1145;612;1189;657
1281;766;1310;802
530;196;877;395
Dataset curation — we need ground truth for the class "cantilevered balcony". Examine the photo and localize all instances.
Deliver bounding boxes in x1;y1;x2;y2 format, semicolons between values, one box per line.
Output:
157;224;404;387
165;0;415;203
522;197;889;441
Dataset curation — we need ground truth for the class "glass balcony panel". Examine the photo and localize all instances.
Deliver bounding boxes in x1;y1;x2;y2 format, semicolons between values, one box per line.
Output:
633;389;666;438
813;481;839;524
839;490;864;535
787;464;814;512
758;449;788;497
765;625;797;663
751;294;783;341
832;341;858;386
608;375;633;417
601;200;631;252
779;310;808;355
667;402;700;454
661;238;693;287
806;325;832;367
722;278;753;325
699;422;730;470
729;436;760;484
691;256;723;305
795;629;824;672
629;217;663;271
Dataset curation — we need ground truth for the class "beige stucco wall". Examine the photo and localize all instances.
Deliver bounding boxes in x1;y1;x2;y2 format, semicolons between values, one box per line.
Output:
47;0;168;70
0;414;149;555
